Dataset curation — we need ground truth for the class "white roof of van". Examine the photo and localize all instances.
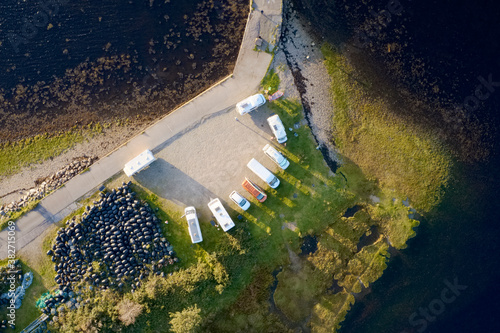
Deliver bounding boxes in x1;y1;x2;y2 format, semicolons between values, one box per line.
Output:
123;150;156;177
208;198;235;232
236;94;266;115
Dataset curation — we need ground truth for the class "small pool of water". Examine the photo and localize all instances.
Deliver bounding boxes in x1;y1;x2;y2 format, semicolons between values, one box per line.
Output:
300;235;318;256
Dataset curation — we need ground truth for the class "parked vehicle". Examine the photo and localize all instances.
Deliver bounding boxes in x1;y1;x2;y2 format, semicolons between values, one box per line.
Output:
247;158;280;188
207;198;235;232
123;149;156;177
267;114;287;143
229;191;251;210
262;144;290;169
236;93;266;115
242;178;267;202
184;206;203;244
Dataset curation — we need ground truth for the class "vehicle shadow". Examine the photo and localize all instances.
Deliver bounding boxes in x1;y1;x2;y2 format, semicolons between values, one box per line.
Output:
132;158;216;217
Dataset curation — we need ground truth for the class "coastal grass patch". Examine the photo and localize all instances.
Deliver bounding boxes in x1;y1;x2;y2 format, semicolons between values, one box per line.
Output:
336;239;390;293
310;291;355;333
273;261;327;322
337;161;419;250
261;67;280;95
206;268;292;332
0;130;84;178
0;123;109;178
367;194;420;249
322;44;452;212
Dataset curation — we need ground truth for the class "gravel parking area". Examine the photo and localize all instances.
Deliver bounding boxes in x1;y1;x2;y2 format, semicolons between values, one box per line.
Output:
133;104;284;219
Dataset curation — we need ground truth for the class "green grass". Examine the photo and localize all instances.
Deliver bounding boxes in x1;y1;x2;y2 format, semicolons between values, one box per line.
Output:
0;131;84;177
0;123;109;178
261;68;280;95
322;44;452;212
310;291;355;333
274;262;327;322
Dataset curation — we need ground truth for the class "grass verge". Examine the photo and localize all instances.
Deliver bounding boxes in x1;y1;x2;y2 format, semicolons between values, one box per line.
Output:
0;122;108;178
261;67;280;95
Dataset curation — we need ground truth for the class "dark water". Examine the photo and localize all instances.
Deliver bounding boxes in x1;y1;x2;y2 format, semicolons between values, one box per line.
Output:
300;235;318;256
0;0;248;141
292;0;500;332
0;0;226;89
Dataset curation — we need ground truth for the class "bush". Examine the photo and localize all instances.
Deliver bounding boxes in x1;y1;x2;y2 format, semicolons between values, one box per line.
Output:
169;304;202;333
117;298;143;326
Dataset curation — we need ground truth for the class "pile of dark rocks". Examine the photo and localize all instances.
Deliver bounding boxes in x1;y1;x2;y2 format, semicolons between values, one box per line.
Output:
47;182;177;293
0;156;97;217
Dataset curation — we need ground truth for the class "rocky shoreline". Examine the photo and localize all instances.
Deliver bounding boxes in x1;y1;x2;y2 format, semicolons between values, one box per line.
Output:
0;156;97;219
276;0;340;171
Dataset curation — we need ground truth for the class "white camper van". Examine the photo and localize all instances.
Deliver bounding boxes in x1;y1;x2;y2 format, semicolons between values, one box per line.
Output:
236;94;266;115
267;115;287;144
184;206;203;244
208;198;235;232
247;158;280;188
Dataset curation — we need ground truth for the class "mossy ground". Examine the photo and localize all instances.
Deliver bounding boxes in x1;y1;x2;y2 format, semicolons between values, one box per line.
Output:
322;44;452;212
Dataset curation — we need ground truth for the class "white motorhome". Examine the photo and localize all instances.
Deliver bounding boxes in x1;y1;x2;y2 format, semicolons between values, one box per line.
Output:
267;115;287;144
236;94;266;115
247;158;280;188
123;150;156;177
184;206;203;244
208;198;235;232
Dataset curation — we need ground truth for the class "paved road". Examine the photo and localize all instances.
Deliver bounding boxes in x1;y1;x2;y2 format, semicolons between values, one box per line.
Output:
0;0;283;259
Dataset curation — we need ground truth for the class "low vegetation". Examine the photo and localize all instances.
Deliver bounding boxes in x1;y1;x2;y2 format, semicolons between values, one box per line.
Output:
261;67;281;95
0;131;84;177
0;122;109;178
322;44;452;212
